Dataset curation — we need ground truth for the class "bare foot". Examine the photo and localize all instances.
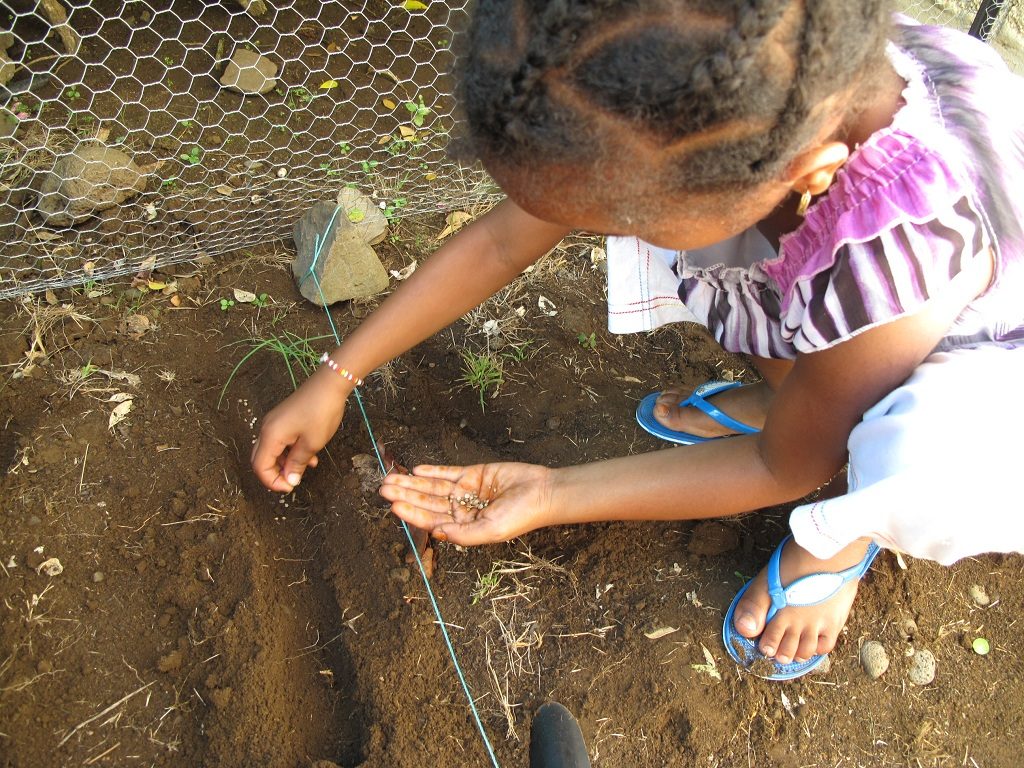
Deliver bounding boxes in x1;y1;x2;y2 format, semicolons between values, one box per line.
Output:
653;381;773;439
732;538;874;664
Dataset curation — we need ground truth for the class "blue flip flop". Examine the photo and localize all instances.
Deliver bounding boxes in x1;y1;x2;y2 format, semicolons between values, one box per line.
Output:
635;380;760;445
722;535;881;680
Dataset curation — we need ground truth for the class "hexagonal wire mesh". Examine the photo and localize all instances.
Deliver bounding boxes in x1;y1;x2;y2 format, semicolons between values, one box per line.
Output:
0;0;1009;300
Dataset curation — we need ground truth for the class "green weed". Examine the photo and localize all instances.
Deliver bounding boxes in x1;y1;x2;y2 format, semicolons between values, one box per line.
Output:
180;145;203;165
219;332;335;408
404;95;431;127
460;350;504;411
577;332;597;351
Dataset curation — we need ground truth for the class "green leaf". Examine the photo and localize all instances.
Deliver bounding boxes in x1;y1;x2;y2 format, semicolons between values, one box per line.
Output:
403;0;428;10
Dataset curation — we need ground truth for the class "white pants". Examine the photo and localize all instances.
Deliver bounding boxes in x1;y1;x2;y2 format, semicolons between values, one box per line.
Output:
789;344;1024;566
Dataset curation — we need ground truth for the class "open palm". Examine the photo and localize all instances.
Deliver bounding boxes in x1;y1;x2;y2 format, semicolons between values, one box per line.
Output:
379;462;553;546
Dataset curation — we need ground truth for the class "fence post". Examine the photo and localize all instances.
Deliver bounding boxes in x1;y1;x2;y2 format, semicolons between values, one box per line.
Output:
968;0;1007;41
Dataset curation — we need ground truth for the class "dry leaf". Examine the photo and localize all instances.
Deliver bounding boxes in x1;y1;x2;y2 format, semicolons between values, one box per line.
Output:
125;314;151;337
107;392;133;403
233;288;257;303
45;289;58;305
108;399;134;430
147;280;167;291
403;0;428;9
98;369;141;387
398;125;416;138
434;210;472;240
320;79;339;89
35;557;63;577
389;260;417;281
347;209;365;224
691;644;721;681
382;98;397;110
34;230;61;242
170;294;182;307
215;185;233;196
644;626;679;640
424;172;437;181
538;295;557;316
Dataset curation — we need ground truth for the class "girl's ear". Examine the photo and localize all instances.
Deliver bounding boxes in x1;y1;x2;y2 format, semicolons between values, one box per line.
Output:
785;141;850;196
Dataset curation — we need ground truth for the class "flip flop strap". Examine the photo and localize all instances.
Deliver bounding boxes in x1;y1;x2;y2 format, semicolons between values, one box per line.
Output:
681;382;760;435
764;536;881;622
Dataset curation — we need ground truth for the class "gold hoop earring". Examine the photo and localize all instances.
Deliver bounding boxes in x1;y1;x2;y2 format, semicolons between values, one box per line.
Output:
796;189;812;217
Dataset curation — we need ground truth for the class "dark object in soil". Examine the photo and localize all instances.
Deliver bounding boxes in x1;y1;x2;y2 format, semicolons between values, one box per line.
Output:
377;439;435;579
529;701;591;768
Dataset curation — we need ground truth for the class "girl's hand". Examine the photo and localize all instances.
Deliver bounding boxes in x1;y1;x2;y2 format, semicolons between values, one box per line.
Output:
379;462;554;546
251;371;349;492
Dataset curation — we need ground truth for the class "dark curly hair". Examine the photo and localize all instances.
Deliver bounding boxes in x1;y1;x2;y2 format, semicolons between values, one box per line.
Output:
459;0;892;195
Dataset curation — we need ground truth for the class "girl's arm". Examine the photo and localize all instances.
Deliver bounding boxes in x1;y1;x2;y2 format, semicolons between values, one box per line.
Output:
252;200;570;492
382;248;994;543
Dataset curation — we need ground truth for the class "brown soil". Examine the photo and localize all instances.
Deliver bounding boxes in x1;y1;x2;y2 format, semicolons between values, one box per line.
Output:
2;220;1022;768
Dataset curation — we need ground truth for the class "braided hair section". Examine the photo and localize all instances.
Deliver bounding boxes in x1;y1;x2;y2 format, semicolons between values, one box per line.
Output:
459;0;892;192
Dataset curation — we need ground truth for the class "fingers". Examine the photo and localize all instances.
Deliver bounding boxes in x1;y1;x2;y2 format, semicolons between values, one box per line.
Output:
432;520;508;547
411;464;473;481
251;432;320;493
381;471;457;499
252;434;296;492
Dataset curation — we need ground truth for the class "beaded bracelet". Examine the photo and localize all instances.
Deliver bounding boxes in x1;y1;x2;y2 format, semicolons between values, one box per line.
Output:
319;352;364;387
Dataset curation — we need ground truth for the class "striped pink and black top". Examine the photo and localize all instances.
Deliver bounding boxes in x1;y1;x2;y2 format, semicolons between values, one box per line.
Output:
670;19;1024;360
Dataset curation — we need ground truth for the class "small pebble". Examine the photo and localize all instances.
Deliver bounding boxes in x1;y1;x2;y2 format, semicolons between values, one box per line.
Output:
276;167;288;178
860;640;889;679
899;617;918;641
810;654;832;676
907;648;936;685
92;571;105;583
968;584;990;607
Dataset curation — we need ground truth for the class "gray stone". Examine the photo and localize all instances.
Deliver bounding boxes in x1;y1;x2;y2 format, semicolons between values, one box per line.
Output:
336;186;388;245
220;48;277;95
0;32;14;51
0;50;14;89
292;202;389;305
860;640;890;680
36;144;146;226
907;648;936;686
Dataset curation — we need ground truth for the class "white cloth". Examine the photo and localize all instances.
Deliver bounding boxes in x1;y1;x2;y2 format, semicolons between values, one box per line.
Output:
606;235;697;333
790;344;1024;565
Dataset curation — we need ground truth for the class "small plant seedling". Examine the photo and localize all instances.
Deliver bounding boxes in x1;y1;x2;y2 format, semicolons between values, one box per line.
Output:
252;293;271;308
383;197;408;221
286;86;313;110
161;176;178;189
360;159;378;175
64;86;82;102
319;161;343;177
577;332;597;351
163;55;175;66
471;566;502;605
404;95;431;127
460;350;504;411
219;332;335;406
337;140;353;154
219;298;235;311
502;340;535;364
180;145;203;165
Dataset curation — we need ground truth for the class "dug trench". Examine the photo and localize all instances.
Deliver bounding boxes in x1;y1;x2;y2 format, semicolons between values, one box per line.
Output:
2;242;1023;767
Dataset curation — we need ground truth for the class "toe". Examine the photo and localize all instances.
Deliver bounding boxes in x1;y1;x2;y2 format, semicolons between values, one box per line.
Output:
815;630;837;657
794;628;820;663
733;577;771;639
757;614;787;659
772;626;801;665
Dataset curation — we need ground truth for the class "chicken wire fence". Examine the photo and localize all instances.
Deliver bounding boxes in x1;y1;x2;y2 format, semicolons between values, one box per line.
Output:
0;0;1014;300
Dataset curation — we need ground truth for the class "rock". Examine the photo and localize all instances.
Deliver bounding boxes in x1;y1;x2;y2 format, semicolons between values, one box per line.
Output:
220;48;277;95
92;571;105;583
292;202;389;305
0;50;13;89
36;144;147;226
860;640;889;680
907;648;936;686
968;584;990;607
336;187;388;245
687;521;739;557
